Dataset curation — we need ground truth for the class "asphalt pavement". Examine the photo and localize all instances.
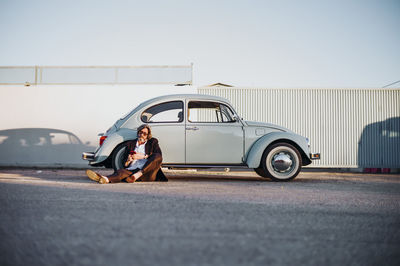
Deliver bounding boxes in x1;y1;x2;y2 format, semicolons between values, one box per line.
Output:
0;169;399;266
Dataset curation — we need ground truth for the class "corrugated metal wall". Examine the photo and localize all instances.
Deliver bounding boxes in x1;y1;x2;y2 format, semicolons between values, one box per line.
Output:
198;87;400;168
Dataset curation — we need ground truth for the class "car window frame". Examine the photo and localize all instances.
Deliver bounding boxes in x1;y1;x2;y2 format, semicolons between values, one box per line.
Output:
140;100;184;124
187;100;238;124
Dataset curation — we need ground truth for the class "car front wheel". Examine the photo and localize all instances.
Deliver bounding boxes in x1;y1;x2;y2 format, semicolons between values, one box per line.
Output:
259;142;302;181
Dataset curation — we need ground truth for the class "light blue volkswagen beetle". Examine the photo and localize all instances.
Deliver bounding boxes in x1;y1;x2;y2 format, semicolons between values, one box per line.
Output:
83;94;320;181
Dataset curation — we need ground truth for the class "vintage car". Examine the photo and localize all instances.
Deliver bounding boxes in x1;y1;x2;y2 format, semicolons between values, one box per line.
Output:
83;94;320;181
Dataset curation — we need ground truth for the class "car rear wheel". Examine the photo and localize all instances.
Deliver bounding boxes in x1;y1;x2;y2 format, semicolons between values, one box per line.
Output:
259;142;302;181
111;144;127;172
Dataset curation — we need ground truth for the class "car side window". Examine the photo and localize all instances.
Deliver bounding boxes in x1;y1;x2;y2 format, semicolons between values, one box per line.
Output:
50;133;70;145
188;101;236;123
141;101;184;123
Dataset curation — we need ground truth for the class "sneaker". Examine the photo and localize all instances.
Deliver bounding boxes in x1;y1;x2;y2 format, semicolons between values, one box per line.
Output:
86;169;101;182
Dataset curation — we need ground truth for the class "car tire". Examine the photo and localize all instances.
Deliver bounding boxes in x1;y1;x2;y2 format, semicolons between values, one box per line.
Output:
260;142;302;181
254;167;268;178
111;144;128;172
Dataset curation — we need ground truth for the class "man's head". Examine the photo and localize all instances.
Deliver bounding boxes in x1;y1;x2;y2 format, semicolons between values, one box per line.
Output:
137;124;152;142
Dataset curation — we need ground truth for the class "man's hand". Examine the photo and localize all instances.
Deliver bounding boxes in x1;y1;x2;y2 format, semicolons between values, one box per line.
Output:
125;153;147;167
130;153;146;161
125;155;133;167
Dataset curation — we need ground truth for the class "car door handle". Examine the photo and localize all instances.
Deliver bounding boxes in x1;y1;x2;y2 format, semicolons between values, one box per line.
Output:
186;127;199;131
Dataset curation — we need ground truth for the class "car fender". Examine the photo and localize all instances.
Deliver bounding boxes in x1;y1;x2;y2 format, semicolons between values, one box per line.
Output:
92;128;137;164
246;132;310;168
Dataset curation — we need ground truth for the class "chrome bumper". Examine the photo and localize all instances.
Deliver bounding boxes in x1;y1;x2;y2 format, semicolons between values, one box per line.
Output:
310;153;321;160
82;152;95;160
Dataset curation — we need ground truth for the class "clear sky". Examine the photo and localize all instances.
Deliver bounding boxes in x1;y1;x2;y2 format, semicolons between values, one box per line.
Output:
1;0;399;88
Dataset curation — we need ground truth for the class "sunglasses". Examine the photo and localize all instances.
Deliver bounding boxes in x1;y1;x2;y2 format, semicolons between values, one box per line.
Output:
138;130;148;136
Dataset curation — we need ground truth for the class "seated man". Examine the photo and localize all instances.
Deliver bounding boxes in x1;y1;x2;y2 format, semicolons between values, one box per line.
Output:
86;124;167;184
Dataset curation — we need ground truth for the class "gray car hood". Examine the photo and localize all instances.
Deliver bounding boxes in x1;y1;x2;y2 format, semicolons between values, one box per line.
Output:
244;121;293;133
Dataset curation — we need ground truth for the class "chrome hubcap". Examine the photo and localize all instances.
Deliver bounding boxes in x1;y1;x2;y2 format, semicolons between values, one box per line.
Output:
272;152;293;172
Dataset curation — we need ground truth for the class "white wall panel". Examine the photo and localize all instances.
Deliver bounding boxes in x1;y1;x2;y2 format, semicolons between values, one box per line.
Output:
199;87;400;168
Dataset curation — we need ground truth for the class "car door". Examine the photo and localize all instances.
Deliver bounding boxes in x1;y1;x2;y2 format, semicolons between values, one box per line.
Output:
185;100;244;164
140;100;185;164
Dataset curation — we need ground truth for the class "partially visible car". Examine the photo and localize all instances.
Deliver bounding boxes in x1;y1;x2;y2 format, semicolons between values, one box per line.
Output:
0;128;96;165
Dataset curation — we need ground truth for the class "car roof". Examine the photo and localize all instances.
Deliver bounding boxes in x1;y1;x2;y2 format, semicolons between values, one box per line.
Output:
140;94;232;107
0;128;73;135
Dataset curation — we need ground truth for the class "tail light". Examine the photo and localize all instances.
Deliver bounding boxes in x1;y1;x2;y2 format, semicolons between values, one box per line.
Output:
99;136;107;146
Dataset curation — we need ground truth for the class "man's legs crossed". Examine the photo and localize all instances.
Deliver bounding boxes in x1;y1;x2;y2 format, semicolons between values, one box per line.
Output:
86;169;134;184
107;169;135;183
86;155;161;183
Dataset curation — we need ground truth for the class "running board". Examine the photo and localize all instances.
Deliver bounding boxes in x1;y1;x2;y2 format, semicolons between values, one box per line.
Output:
163;164;248;170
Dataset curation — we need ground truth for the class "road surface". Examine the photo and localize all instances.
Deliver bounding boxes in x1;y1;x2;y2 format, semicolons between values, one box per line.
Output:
0;169;399;266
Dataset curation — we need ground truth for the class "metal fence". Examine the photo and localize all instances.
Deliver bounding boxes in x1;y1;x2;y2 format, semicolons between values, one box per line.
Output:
199;87;400;168
0;65;193;85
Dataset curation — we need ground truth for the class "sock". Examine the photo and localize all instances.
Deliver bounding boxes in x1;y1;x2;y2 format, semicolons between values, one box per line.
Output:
102;175;110;183
133;171;143;180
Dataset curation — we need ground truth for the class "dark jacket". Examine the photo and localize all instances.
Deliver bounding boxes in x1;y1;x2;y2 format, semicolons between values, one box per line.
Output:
123;138;167;182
